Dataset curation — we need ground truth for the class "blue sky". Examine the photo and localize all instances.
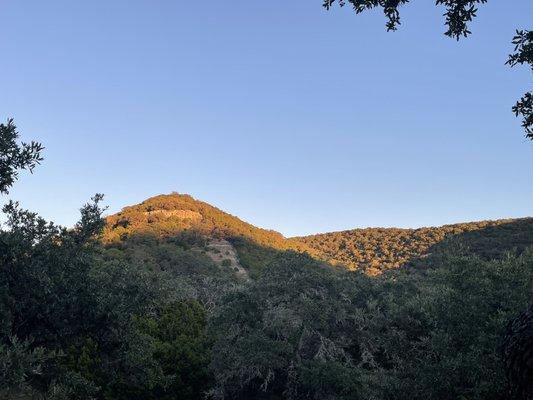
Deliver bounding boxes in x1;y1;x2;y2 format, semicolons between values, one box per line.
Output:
1;0;532;237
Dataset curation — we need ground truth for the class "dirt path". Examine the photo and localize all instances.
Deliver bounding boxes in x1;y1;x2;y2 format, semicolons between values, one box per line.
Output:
205;239;250;281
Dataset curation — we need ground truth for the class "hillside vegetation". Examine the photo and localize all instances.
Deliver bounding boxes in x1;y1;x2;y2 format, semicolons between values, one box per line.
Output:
295;218;533;274
4;188;533;400
103;193;314;278
2;114;530;400
104;193;290;248
104;193;533;276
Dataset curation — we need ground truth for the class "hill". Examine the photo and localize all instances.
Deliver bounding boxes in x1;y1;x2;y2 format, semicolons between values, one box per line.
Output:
103;193;533;276
294;218;533;274
103;193;313;278
104;193;287;246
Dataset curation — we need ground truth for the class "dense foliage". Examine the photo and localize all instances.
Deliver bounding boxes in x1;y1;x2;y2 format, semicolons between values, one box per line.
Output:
0;195;216;399
501;304;533;400
101;233;237;311
296;218;533;274
103;193;533;276
0;119;43;194
102;194;314;278
0;125;216;399
209;249;533;400
103;194;290;250
1;121;532;399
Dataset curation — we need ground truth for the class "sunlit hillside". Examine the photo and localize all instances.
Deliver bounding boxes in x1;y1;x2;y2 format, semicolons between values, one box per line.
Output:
103;193;315;277
103;193;533;276
294;218;533;274
104;193;285;244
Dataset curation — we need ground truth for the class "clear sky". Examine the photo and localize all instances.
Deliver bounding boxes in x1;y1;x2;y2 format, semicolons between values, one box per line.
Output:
1;0;532;237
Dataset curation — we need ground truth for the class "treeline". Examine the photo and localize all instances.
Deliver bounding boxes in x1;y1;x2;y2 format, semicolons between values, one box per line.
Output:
1;195;218;399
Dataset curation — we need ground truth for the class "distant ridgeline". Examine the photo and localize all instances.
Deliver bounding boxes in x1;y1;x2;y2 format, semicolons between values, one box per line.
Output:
103;193;533;275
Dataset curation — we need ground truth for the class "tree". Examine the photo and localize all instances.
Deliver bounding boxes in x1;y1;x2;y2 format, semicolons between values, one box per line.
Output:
0;119;218;399
501;304;533;400
209;252;374;400
323;1;533;139
507;30;533;138
0;119;43;194
364;249;533;400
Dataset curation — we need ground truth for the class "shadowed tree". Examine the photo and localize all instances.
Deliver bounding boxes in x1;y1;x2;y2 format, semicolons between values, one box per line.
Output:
0;119;44;194
502;305;533;400
507;30;533;138
0;119;217;399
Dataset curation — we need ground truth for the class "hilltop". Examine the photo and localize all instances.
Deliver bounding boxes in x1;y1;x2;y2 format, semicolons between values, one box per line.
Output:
104;193;287;247
103;193;313;278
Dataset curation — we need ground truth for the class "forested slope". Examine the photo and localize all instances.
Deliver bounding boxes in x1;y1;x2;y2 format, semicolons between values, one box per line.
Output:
84;193;533;399
103;193;314;277
293;218;533;274
104;193;533;276
4;187;533;400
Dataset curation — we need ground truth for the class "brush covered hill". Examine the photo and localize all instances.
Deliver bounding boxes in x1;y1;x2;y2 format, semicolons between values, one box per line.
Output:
102;193;313;277
103;193;287;246
294;218;533;274
103;193;533;276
